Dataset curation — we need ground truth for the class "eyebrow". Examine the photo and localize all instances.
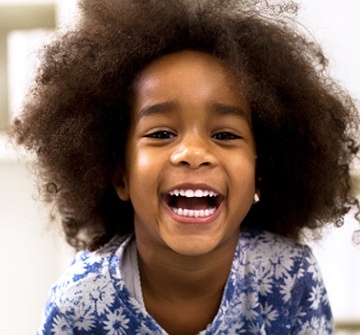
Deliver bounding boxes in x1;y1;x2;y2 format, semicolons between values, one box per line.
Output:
138;102;178;120
212;103;250;121
137;101;250;121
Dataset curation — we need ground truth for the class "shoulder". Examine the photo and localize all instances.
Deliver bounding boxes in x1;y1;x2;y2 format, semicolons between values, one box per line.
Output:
38;235;133;334
237;229;324;293
238;229;313;264
48;235;130;308
227;229;334;334
38;235;167;335
240;228;308;249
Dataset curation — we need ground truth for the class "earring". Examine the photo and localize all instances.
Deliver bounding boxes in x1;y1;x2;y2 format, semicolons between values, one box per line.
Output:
254;193;260;203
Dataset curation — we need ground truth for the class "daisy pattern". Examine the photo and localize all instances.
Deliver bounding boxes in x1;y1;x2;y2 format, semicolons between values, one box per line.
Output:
37;230;334;335
297;317;321;335
306;255;323;282
268;253;295;279
260;302;279;328
256;267;273;296
248;322;266;335
294;306;308;325
279;274;295;303
50;314;72;334
73;310;96;332
103;307;130;334
322;290;331;306
90;275;116;315
83;251;104;266
239;292;259;321
309;284;323;310
219;321;247;334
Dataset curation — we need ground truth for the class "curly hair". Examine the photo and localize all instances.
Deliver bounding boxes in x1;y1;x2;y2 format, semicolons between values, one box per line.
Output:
11;0;360;250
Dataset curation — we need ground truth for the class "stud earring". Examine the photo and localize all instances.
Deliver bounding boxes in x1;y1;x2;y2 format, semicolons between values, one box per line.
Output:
254;193;260;203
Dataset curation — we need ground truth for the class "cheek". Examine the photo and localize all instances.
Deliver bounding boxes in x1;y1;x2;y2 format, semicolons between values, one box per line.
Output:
127;147;158;178
229;156;256;191
125;146;163;198
229;149;256;173
138;149;159;169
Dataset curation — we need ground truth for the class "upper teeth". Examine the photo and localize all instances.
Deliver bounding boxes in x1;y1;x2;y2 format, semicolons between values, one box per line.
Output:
169;189;218;197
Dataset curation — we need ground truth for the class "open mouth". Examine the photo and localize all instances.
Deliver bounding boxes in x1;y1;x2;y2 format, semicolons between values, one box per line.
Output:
164;189;223;218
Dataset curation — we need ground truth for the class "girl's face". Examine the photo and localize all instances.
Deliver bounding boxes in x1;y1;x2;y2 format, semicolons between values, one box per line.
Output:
116;50;256;257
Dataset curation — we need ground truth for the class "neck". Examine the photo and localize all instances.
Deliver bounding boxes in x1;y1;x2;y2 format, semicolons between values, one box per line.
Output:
136;234;238;335
138;242;236;298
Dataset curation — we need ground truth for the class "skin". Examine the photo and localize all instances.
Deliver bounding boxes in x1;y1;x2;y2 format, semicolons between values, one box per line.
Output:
115;50;257;334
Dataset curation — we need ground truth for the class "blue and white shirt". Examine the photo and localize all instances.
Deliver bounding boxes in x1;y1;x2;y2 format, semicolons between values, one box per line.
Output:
37;229;334;334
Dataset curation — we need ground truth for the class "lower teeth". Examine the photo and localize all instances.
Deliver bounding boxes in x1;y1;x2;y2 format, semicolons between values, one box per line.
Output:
171;207;216;217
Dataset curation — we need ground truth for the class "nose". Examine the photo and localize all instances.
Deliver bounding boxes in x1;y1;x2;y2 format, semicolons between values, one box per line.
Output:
170;133;216;169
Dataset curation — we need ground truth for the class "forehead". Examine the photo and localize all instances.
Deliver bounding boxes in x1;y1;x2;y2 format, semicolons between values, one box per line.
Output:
135;50;238;87
131;50;249;109
128;50;252;125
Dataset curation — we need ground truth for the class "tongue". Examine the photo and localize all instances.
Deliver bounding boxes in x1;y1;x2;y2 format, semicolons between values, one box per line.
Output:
175;196;211;210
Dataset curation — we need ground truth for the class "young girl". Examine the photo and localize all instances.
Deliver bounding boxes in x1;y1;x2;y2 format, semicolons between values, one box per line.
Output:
11;0;360;334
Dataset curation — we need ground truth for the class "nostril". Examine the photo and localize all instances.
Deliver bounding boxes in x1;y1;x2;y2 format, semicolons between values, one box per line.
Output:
177;160;211;168
171;153;212;168
179;160;190;166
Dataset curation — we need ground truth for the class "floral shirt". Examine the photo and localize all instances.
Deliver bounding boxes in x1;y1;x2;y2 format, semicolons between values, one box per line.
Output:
37;230;334;334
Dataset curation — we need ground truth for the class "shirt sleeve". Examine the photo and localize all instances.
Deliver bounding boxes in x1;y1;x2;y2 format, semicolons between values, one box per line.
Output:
290;246;335;335
36;296;74;335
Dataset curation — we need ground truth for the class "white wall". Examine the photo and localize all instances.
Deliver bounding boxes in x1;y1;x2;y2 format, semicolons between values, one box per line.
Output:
0;0;359;334
298;0;360;321
298;0;360;100
0;1;76;334
0;144;74;334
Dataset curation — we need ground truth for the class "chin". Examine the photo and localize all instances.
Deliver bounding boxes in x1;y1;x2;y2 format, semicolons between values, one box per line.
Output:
165;237;222;257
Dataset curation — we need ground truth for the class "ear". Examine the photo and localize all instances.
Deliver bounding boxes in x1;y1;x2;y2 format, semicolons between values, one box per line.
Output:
113;166;130;201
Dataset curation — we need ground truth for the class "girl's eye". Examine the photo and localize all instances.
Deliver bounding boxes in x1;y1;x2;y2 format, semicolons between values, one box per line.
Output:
212;132;241;140
145;131;175;139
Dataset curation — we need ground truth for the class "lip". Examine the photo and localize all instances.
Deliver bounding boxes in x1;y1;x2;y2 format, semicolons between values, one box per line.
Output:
162;183;224;225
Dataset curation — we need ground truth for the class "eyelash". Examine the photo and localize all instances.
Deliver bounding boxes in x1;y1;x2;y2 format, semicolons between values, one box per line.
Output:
212;132;241;140
145;131;175;139
145;131;241;140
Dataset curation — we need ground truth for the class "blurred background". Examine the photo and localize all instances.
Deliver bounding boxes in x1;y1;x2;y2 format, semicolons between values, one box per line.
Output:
0;0;359;334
